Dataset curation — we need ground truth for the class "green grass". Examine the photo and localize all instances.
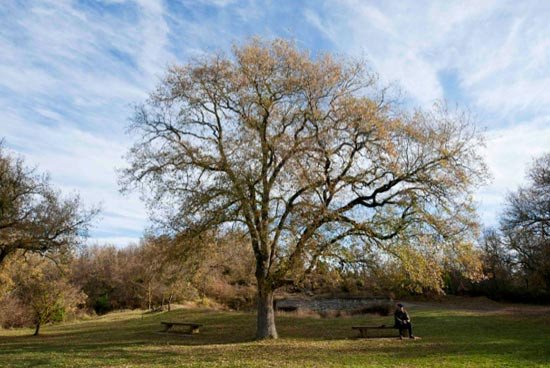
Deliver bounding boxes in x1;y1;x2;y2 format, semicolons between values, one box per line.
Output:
1;300;549;367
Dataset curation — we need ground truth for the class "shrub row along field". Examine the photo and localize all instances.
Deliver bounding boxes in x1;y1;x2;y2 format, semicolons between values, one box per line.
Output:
1;300;549;367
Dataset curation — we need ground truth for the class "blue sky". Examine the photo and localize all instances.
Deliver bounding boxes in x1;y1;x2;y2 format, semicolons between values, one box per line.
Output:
1;0;549;246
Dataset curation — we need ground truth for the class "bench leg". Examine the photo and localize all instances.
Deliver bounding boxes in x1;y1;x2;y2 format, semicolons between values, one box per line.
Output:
182;326;200;334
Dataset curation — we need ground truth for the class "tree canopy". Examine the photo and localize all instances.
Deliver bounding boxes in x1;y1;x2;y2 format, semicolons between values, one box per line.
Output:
0;140;97;266
122;38;487;338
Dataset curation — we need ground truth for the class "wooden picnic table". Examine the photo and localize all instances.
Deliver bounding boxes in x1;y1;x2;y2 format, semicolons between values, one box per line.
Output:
160;321;202;334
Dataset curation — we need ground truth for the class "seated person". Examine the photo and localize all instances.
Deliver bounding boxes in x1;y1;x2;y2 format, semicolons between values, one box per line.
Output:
394;303;415;339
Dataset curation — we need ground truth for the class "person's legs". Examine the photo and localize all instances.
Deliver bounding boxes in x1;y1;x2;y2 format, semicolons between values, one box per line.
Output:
407;323;414;338
397;324;405;339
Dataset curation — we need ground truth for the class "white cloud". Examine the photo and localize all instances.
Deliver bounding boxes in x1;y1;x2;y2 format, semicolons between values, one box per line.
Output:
305;0;550;118
304;1;448;105
135;0;173;78
305;0;550;227
1;0;548;241
474;77;550;113
0;106;148;244
476;117;550;226
0;0;174;245
197;0;237;8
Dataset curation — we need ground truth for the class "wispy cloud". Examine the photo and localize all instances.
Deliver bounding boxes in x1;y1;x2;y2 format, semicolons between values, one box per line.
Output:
0;0;174;246
304;0;550;228
0;0;548;245
476;116;550;226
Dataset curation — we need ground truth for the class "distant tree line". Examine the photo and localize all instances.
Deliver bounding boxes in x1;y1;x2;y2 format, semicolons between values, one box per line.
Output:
0;230;257;331
0;224;483;334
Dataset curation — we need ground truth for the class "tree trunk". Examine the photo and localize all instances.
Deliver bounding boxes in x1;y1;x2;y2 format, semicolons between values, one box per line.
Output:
256;284;277;339
0;248;9;266
147;284;152;310
33;323;40;336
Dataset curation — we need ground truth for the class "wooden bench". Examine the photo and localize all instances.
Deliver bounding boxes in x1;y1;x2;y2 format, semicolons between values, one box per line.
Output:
160;321;202;334
352;324;397;338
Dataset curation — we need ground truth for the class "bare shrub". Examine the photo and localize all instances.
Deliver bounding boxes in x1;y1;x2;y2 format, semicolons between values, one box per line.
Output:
0;294;32;328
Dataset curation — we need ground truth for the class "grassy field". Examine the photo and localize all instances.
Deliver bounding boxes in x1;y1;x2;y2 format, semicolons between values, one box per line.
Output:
1;298;549;367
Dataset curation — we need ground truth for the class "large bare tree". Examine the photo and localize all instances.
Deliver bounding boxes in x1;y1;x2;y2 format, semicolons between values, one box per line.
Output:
121;38;487;339
501;152;550;290
0;141;97;266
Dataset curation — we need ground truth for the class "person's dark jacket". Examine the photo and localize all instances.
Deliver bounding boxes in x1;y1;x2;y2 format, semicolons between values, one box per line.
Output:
394;309;410;328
